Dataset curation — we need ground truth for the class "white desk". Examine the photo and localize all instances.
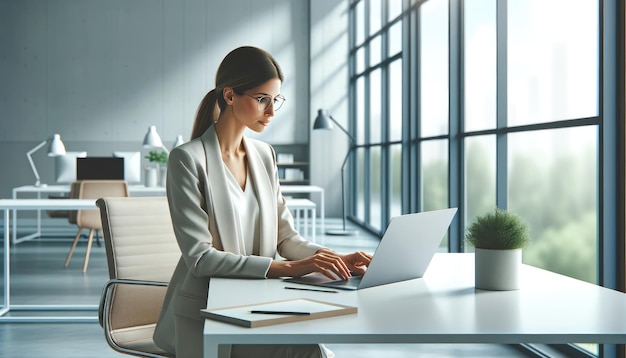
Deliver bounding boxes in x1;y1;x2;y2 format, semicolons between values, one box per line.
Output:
281;185;324;234
10;184;320;244
285;199;316;243
0;199;99;322
11;184;166;244
203;253;626;357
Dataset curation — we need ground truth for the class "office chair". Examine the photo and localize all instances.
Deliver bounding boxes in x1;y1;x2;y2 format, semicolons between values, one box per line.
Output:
68;180;80;225
64;180;104;245
64;180;129;272
97;196;179;358
45;181;80;225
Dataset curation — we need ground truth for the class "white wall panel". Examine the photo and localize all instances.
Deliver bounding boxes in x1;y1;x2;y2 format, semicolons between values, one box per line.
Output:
309;0;350;217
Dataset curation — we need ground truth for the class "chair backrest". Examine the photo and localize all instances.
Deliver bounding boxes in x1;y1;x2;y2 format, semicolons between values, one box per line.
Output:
68;181;81;224
97;196;180;330
76;180;129;229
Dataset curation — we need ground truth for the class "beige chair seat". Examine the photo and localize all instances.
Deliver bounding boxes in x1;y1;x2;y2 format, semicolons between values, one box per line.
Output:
110;324;171;356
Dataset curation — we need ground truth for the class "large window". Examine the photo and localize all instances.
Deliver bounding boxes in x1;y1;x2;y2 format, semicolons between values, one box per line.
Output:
349;0;622;356
351;0;403;233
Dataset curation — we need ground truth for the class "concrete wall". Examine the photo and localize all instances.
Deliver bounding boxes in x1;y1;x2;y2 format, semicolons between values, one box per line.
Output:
0;0;310;198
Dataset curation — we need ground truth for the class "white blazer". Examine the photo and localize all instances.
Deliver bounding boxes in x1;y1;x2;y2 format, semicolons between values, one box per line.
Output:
153;126;324;354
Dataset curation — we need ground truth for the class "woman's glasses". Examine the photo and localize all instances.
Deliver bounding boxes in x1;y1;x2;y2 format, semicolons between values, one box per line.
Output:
241;93;286;112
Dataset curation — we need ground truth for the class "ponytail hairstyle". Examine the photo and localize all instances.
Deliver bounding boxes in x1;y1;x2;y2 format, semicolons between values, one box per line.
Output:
190;46;284;140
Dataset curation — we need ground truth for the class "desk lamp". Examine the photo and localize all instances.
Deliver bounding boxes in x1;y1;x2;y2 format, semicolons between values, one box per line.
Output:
27;134;67;187
172;134;185;149
313;109;358;236
143;125;169;154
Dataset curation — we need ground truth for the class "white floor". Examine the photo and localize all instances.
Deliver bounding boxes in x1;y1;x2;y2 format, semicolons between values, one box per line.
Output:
0;218;530;357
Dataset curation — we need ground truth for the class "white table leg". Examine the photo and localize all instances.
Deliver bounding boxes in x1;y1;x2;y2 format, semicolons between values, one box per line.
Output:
204;339;219;358
320;191;325;239
11;188;17;245
2;208;10;315
303;208;308;241
12;189;43;245
0;202;98;322
312;207;316;243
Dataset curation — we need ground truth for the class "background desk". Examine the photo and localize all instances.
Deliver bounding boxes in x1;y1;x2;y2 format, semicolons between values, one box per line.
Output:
204;253;626;358
0;198;99;322
11;185;321;244
11;184;166;244
281;185;324;234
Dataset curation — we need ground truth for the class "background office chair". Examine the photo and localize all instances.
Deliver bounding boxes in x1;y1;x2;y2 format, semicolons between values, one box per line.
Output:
67;181;105;246
97;196;179;358
64;180;129;272
68;180;81;225
45;181;80;229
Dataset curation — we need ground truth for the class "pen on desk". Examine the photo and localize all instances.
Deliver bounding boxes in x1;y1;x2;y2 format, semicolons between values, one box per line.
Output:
284;286;338;294
250;310;311;316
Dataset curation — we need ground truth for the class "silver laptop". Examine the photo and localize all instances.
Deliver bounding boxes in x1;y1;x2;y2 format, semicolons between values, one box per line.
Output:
284;208;458;290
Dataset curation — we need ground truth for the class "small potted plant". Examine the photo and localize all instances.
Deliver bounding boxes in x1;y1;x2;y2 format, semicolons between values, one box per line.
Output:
145;150;168;165
145;150;168;187
465;208;530;291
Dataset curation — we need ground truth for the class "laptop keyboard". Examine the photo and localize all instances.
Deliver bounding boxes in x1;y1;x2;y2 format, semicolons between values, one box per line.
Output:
325;275;363;287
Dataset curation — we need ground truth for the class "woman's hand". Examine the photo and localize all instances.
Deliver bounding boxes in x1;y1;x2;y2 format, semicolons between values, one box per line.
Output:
331;250;372;276
267;249;372;280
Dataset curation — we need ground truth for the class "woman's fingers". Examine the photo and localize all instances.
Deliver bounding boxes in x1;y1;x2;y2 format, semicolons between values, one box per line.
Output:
281;250;373;280
312;252;351;280
309;251;374;279
343;251;372;275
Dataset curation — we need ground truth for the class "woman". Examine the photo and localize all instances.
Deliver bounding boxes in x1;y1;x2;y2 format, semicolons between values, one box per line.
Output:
153;46;372;358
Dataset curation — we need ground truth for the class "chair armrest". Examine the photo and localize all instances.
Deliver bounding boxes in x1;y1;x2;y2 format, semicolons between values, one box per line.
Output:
99;279;168;328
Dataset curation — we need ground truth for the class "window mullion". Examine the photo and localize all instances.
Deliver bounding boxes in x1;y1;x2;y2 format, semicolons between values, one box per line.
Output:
448;0;463;252
495;0;508;211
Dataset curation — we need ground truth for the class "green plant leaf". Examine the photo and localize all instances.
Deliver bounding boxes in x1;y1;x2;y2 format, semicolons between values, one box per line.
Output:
465;209;530;250
145;150;168;164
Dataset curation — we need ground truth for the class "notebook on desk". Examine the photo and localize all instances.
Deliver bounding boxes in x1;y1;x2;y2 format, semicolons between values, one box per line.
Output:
284;208;458;290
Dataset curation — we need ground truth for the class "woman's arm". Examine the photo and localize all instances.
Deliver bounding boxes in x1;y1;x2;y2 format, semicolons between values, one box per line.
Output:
259;143;372;279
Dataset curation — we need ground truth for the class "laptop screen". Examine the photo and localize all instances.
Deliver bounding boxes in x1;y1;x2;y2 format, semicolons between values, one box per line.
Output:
76;157;125;180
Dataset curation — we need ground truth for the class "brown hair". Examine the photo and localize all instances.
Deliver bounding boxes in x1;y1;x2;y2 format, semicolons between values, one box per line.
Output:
190;46;284;140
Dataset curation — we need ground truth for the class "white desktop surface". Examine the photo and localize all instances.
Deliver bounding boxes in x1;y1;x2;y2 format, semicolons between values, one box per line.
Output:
12;184;166;196
203;253;626;357
1;199;97;210
280;185;323;193
0;198;99;322
12;184;320;238
11;184;166;244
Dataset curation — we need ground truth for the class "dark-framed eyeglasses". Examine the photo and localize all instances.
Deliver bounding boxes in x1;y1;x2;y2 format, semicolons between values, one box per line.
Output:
241;93;286;112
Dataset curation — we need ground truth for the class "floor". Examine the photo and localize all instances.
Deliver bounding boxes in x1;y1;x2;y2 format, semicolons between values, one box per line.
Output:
0;217;531;358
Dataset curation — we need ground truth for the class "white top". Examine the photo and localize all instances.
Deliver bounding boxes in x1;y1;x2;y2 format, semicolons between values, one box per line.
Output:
224;167;259;256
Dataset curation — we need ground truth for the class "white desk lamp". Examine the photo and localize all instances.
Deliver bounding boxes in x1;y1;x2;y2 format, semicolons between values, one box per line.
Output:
143;125;169;154
313;109;358;236
172;134;185;149
27;133;67;187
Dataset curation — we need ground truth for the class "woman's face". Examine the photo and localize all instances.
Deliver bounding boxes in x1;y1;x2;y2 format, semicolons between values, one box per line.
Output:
231;78;282;133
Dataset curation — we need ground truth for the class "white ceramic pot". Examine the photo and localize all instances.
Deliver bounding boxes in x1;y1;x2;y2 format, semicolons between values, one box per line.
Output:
159;165;167;187
145;167;158;188
474;248;522;291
